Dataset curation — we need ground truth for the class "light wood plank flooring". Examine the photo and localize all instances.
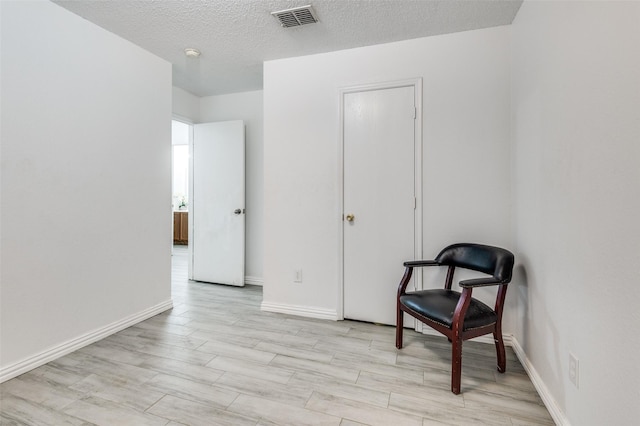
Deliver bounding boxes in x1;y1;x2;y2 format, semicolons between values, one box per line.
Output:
0;246;554;425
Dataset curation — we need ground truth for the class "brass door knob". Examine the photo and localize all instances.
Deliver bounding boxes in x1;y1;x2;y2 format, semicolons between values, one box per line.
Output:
345;214;355;222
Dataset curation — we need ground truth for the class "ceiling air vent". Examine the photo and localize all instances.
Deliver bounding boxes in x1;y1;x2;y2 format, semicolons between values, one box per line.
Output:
271;5;318;28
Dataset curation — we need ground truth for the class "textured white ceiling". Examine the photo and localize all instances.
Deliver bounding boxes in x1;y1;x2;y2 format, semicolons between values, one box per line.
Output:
53;0;522;97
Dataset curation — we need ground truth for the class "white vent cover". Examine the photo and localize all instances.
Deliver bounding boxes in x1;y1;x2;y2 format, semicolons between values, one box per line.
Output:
271;5;318;28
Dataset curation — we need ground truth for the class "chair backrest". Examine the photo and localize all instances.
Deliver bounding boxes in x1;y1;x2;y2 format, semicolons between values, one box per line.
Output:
435;243;514;283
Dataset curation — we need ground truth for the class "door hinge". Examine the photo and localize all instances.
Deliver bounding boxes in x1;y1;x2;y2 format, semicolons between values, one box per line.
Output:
414;197;417;210
413;107;417;119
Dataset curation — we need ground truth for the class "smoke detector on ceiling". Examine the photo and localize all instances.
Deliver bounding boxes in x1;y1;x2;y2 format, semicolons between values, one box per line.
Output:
184;48;201;58
271;5;318;28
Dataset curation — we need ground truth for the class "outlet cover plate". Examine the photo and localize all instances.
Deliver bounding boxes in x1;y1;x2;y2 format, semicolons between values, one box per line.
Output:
569;353;579;388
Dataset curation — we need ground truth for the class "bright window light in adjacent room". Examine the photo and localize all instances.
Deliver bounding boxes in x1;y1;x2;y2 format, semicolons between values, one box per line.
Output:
172;120;190;210
173;145;189;210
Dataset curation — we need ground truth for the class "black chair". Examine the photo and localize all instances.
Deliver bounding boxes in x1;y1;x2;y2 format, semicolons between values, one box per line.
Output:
396;243;515;394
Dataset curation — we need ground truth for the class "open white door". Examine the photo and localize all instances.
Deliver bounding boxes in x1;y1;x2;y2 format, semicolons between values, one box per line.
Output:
190;121;245;286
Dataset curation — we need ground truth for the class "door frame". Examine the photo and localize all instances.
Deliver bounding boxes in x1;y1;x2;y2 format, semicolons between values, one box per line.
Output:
337;78;423;322
185;118;195;279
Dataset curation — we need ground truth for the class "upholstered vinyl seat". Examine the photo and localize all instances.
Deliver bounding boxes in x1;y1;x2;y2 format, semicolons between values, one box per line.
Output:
400;289;497;331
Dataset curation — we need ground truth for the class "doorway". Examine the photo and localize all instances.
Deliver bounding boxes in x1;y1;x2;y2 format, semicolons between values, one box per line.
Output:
171;119;246;288
340;79;423;326
172;119;191;258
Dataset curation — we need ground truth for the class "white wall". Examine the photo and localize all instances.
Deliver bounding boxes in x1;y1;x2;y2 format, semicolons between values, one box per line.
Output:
0;0;172;379
172;86;200;122
200;91;264;283
263;27;512;320
511;1;640;424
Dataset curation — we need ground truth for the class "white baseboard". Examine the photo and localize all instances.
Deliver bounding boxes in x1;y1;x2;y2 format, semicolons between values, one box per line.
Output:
511;336;569;426
244;276;263;286
260;301;338;320
0;299;173;383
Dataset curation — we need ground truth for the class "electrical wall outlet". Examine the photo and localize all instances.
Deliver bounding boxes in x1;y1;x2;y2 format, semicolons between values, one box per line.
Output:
569;353;579;389
294;269;303;283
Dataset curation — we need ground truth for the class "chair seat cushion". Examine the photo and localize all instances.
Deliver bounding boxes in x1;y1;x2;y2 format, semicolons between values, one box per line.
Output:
400;289;497;331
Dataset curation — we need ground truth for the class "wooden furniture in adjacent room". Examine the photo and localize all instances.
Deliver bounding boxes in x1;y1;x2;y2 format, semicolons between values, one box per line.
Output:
173;211;188;245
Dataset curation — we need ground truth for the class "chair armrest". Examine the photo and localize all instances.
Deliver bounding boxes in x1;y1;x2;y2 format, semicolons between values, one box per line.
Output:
403;260;439;268
398;260;439;296
458;277;504;288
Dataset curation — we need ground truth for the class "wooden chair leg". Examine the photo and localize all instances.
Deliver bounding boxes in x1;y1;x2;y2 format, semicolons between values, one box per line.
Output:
451;338;463;394
395;307;404;349
493;329;506;373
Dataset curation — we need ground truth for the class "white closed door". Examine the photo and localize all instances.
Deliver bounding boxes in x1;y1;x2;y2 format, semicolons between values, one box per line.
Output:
343;85;416;325
191;120;245;286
